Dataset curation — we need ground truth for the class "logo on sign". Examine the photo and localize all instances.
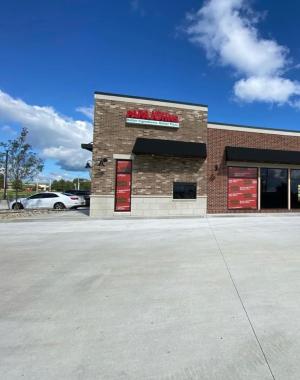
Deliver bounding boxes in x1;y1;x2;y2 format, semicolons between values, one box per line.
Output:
126;109;179;128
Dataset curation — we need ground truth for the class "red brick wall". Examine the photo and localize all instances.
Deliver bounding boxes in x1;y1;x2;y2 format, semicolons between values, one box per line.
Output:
207;127;300;213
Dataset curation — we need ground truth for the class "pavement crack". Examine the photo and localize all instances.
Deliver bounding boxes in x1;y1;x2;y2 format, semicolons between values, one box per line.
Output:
207;219;276;380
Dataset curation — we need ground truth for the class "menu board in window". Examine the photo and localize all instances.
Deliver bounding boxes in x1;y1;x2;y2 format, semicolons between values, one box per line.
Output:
115;160;132;212
228;167;258;210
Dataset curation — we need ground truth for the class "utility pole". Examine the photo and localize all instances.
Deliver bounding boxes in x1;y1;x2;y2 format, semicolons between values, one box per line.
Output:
3;150;8;200
77;177;80;190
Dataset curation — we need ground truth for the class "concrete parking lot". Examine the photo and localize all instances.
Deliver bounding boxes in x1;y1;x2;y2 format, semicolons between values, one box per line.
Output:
1;216;300;379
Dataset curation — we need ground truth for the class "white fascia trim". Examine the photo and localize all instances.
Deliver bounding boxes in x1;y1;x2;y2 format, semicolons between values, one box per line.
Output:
208;123;300;137
113;154;134;160
95;93;207;111
227;161;300;169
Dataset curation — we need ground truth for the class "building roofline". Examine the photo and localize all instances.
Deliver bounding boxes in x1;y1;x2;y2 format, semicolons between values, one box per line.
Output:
94;91;208;109
208;121;300;137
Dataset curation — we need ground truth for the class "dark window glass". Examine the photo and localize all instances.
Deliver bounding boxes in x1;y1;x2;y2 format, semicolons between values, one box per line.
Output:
66;190;90;196
28;194;43;199
173;182;197;199
291;170;300;209
42;193;58;198
261;168;288;209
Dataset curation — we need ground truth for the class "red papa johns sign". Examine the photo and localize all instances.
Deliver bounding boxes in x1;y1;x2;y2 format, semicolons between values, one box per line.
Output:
126;109;179;123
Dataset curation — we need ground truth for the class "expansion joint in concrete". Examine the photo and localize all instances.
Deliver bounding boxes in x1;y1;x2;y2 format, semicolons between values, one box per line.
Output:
207;220;276;380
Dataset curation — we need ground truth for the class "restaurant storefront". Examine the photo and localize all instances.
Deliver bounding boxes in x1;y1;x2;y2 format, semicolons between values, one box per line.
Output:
84;91;208;217
82;91;300;216
207;123;300;213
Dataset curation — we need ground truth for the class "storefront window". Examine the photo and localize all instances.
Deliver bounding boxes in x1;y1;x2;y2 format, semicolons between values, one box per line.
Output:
228;167;258;210
261;168;288;209
173;182;197;199
291;169;300;209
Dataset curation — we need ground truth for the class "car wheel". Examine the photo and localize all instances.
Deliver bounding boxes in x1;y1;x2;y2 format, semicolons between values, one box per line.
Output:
53;202;65;210
12;202;24;210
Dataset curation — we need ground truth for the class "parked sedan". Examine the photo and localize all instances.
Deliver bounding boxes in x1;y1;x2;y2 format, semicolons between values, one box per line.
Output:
10;192;84;210
65;189;90;207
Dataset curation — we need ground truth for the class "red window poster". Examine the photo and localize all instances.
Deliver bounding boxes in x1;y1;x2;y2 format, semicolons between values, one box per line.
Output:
228;167;258;210
117;160;132;173
115;160;132;212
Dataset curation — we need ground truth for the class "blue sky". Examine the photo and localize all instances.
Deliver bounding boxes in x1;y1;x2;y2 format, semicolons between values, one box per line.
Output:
0;0;300;181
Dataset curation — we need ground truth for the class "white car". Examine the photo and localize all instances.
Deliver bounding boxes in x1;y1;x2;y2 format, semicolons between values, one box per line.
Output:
10;192;84;210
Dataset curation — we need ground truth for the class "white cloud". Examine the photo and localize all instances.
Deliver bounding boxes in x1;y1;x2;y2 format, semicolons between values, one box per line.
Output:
234;76;300;103
42;146;90;172
0;90;93;171
76;106;94;120
186;0;300;106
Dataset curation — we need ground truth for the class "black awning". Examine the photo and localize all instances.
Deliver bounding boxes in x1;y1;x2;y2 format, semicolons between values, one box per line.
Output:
132;138;207;159
226;146;300;165
81;143;93;152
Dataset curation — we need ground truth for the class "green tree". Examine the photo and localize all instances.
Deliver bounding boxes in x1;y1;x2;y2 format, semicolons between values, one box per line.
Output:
0;128;44;204
52;179;75;192
79;179;91;191
72;178;91;191
11;179;23;192
51;178;90;192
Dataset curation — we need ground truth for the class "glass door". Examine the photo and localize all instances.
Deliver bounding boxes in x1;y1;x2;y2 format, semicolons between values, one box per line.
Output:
261;168;288;209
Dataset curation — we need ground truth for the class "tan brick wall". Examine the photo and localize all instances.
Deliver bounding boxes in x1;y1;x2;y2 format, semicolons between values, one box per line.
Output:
92;97;208;198
132;156;206;196
207;127;300;213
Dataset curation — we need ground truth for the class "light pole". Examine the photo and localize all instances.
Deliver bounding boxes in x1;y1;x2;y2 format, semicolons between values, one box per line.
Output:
3;150;8;200
0;170;4;196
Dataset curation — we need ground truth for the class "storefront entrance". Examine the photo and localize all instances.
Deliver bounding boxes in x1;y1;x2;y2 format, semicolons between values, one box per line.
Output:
261;168;288;209
228;166;300;211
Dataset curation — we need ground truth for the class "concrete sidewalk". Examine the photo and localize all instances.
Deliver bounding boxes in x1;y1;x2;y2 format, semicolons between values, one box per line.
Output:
1;217;300;379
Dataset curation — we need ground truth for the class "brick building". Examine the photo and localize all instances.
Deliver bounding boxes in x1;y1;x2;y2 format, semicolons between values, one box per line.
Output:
82;91;300;216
